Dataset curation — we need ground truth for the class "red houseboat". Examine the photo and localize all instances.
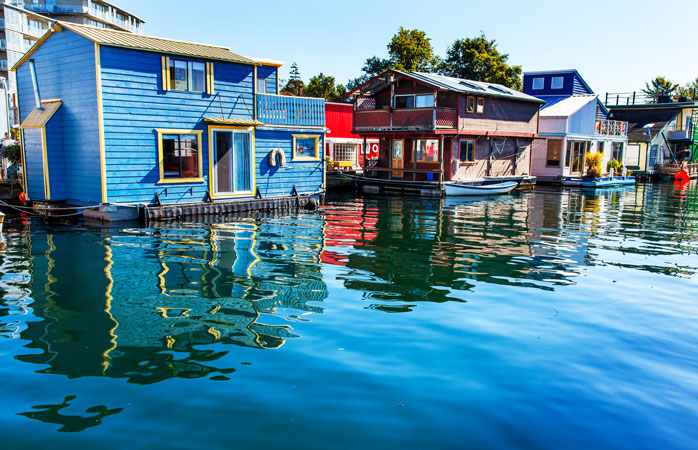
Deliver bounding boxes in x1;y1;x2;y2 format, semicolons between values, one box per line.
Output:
325;102;379;176
348;70;543;195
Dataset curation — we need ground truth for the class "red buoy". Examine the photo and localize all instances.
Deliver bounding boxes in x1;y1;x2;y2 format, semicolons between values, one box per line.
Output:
674;169;689;183
18;192;26;204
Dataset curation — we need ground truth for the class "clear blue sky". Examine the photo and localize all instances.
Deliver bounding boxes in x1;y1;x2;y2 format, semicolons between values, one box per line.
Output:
116;0;697;96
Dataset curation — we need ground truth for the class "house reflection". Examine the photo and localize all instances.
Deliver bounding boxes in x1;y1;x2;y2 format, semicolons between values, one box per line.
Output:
18;214;328;384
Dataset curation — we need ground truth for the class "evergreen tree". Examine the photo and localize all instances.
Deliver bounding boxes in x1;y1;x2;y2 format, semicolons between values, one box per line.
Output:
642;76;678;102
282;62;305;96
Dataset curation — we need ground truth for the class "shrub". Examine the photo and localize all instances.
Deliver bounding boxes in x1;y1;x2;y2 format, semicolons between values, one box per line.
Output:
607;159;624;175
585;152;603;178
2;142;21;166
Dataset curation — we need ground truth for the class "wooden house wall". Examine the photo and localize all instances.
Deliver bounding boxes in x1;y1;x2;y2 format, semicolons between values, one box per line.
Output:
16;30;100;204
257;65;278;95
45;110;67;200
99;45;256;205
255;129;324;197
523;72;592;97
566;99;598;135
452;137;532;179
22;128;45;200
459;96;539;134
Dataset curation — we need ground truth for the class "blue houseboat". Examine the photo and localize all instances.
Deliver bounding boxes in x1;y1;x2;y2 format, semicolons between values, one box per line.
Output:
523;70;629;185
14;22;325;220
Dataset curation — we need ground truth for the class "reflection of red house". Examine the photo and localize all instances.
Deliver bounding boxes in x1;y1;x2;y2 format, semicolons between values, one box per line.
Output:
326;102;379;171
320;201;378;266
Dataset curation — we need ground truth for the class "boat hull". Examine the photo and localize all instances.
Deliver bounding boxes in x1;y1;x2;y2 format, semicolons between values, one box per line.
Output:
561;176;635;188
444;181;518;196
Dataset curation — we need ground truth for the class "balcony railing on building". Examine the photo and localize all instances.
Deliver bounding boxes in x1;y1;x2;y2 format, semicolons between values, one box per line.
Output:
353;106;457;132
256;94;325;127
605;90;697;107
595;120;628;136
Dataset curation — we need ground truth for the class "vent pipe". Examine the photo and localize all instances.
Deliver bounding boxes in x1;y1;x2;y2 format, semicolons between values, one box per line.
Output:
29;59;43;111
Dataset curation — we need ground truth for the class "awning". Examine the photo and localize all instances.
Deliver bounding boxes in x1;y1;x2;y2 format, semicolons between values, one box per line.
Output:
20;99;62;128
204;117;263;126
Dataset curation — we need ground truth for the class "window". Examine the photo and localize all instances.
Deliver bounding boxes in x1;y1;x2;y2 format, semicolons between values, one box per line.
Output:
546;139;562;166
466;96;475;113
597;142;605;155
476;97;485;114
157;130;204;182
459;140;475;163
293;134;320;160
169;59;205;92
532;77;544;90
551;76;564;89
394;93;434;108
612;142;624;162
415;139;439;162
257;78;267;94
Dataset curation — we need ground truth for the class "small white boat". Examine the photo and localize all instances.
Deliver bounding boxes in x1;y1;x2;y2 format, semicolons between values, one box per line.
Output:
444;180;518;196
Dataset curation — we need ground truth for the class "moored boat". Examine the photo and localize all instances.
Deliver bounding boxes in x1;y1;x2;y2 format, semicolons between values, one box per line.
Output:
560;175;635;188
444;180;518;196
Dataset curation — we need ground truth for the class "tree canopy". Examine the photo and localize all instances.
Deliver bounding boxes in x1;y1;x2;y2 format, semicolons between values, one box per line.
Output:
676;77;698;99
441;33;522;90
281;62;305;96
642;76;678;101
304;73;348;103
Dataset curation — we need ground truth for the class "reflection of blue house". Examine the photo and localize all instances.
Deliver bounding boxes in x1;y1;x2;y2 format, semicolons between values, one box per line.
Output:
523;70;628;182
15;22;325;220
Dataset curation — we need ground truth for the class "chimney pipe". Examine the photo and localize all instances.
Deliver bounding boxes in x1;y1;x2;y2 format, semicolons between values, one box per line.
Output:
29;59;43;111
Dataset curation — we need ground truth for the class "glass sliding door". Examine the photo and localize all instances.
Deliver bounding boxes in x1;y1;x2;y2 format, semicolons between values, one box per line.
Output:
212;129;253;196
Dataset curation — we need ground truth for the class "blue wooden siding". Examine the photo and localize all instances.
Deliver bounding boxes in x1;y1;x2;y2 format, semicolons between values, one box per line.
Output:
99;45;256;205
22;128;45;201
255;129;324;197
567;99;598;135
45;110;67;200
257;65;278;95
523;71;593;97
16;30;100;204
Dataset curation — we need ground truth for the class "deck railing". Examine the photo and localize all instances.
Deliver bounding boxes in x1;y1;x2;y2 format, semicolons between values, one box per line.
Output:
353;107;457;131
595;120;628;136
256;94;325;127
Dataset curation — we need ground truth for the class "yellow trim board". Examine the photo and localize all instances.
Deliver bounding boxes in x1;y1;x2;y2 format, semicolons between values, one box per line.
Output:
207;125;256;199
292;134;321;161
40;127;50;200
156;128;205;183
20;130;28;197
95;43;108;203
12;27;58;71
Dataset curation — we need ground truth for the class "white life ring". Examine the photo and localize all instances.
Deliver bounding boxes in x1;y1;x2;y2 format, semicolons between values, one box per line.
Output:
269;148;286;167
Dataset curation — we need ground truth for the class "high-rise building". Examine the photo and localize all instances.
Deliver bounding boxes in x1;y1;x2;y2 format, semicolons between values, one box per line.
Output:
0;1;144;132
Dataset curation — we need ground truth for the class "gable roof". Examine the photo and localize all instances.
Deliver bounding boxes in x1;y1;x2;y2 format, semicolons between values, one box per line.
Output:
349;70;544;104
524;69;594;95
14;21;258;71
610;107;680;142
540;94;597;117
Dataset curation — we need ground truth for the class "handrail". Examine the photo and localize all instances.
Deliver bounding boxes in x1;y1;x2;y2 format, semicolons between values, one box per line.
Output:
256;94;325;127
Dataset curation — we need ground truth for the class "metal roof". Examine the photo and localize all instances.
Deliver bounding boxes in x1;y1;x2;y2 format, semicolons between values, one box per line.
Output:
60;22;257;65
203;117;263;126
539;95;597;117
395;71;544;103
20;99;62;128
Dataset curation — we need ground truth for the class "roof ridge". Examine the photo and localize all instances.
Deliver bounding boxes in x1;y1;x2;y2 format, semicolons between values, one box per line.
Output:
59;21;232;51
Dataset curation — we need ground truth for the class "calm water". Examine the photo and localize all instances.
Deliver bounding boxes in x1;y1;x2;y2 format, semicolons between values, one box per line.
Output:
1;183;698;449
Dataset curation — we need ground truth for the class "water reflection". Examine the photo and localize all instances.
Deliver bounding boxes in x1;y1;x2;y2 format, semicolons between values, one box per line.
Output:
14;215;328;384
19;395;123;433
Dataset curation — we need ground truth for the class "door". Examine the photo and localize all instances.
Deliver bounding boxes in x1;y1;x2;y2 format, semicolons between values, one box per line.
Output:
567;141;587;175
392;139;404;178
212;129;253;196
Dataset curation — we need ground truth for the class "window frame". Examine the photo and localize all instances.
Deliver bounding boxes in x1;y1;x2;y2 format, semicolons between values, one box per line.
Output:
394;93;435;109
415;139;440;163
551;76;564;89
546;138;562;167
466;96;475;113
476;97;485;114
292;134;321;161
162;56;213;94
257;77;268;94
532;77;544;90
459;139;476;164
156;129;204;184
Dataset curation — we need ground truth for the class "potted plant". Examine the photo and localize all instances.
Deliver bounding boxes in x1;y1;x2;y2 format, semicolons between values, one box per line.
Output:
584;152;603;179
607;159;624;176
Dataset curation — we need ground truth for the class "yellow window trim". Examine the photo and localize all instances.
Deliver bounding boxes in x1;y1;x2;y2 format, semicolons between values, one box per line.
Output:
207;125;256;199
459;139;476;164
162;56;213;93
156;129;204;183
292;134;321;161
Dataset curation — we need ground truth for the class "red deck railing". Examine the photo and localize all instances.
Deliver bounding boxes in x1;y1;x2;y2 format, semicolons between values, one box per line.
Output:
353;107;457;131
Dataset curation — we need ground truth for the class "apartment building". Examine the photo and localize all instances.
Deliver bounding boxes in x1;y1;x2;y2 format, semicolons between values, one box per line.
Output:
0;0;144;132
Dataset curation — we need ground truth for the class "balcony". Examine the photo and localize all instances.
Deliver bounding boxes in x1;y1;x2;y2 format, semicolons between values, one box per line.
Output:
256;94;325;127
668;130;692;141
353;107;458;132
23;4;88;14
595;120;628;137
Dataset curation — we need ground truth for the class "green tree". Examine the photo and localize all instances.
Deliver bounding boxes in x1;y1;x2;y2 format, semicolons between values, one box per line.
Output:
281;62;305;96
642;76;677;102
676;77;698;99
441;33;522;90
304;73;349;103
359;27;440;80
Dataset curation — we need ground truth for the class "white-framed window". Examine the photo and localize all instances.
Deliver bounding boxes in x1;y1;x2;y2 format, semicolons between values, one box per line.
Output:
415;139;439;162
394;93;435;108
476;97;485;114
333;143;359;166
169;59;206;92
532;77;544;90
257;78;267;94
551;76;564;89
